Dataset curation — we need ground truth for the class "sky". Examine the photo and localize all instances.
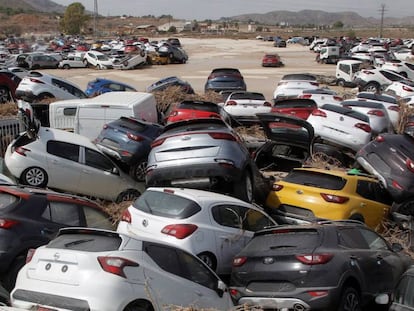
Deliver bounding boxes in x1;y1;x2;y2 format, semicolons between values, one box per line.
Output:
51;0;413;20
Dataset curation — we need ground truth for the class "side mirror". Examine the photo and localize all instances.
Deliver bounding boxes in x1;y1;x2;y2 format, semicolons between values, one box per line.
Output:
391;242;404;253
216;280;226;298
375;293;389;305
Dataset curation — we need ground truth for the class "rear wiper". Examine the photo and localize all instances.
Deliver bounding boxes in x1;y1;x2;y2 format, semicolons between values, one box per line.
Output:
269;245;295;250
64;239;93;248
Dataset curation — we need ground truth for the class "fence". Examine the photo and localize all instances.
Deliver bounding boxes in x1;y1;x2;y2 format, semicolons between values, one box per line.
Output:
0;118;22;157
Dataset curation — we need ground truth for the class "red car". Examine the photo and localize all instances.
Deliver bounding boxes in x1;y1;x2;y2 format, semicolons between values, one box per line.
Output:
164;100;225;124
0;70;22;103
262;53;284;67
271;98;317;120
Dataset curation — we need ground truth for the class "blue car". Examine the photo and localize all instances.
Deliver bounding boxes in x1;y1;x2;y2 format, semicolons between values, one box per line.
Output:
85;78;137;97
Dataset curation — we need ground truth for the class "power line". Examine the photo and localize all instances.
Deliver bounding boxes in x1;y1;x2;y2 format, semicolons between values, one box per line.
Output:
379;4;386;38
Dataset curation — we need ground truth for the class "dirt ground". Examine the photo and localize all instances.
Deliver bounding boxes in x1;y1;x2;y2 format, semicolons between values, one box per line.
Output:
39;38;341;100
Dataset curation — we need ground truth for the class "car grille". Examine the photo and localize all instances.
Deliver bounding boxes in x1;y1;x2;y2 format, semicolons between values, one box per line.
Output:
247;281;296;292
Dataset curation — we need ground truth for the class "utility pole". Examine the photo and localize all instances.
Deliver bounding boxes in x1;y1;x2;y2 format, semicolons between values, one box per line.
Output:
379;4;386;38
94;0;98;39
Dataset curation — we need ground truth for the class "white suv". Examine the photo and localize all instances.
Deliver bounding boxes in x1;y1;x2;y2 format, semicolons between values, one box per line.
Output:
15;71;87;102
353;68;407;92
83;51;114;69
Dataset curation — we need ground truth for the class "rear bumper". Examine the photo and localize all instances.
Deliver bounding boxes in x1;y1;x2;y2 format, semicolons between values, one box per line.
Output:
238;296;311;311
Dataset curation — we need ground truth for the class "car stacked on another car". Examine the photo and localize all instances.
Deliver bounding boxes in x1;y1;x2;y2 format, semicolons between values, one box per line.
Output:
117;187;278;275
85;78;137;97
83;50;114;69
164;100;227;124
230;221;413;311
273;73;319;101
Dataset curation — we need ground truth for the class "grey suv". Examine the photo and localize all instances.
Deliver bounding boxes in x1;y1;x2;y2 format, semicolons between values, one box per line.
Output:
145;118;262;202
230;221;413;311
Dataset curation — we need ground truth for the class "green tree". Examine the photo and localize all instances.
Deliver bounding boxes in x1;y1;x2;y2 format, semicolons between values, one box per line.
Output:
333;21;344;29
59;2;90;35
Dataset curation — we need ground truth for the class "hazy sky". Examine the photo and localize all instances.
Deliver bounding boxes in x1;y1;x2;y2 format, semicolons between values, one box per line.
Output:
51;0;413;20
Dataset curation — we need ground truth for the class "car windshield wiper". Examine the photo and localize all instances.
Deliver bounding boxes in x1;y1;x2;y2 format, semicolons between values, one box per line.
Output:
64;239;94;248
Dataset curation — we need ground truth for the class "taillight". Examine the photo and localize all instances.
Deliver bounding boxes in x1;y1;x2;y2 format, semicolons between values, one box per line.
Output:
151;138;166;147
295;253;333;264
263;101;272;107
388;105;400;112
0;219;19;229
403;85;414;92
355;123;372;133
226;100;237;106
375;135;385;142
232;256;247;267
120;209;132;223
298;94;312;99
29;78;45;84
127;132;144;141
14;146;30;156
209;133;237;141
311;109;327;117
362;70;375;75
272;184;284;191
308;291;329;297
392;180;404;190
406;158;414;173
169;111;178;117
161;224;198;239
333;96;343;101
367;109;384;117
26;248;36;263
310;82;319;86
97;256;139;278
102;124;109;129
320;193;349;203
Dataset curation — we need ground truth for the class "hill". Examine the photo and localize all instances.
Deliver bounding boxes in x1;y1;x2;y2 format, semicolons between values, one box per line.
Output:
0;0;65;13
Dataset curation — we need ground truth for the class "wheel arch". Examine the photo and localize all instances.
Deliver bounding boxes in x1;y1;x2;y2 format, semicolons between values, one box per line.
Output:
123;298;154;311
197;251;217;271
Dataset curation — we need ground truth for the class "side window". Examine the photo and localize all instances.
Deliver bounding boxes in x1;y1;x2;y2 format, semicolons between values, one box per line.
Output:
339;64;350;74
42;201;81;226
47;140;80;162
108;83;122;91
145;243;181;276
359;228;389;250
356;180;377;201
373;183;393;205
83;205;114;230
338;228;369;249
394;274;414;307
211;205;242;229
242;208;275;231
84;148;114;171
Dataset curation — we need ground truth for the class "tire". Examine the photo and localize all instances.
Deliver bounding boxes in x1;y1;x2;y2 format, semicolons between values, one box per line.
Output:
62;64;70;69
129;160;147;182
337;79;346;87
116;189;141;203
0;86;11;103
349;214;365;224
337;287;361;311
197;252;217;271
363;82;380;93
234;171;253;203
21;167;48;187
123;60;129;66
124;301;153;311
3;255;25;292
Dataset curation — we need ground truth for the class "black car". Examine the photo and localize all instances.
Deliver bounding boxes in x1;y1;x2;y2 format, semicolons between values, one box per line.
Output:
0;184;114;291
157;43;188;64
356;133;414;212
204;68;247;93
230;221;413;311
94;116;164;182
274;40;287;47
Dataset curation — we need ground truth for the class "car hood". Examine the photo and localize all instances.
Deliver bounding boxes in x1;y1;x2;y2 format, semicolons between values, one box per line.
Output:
256;113;314;149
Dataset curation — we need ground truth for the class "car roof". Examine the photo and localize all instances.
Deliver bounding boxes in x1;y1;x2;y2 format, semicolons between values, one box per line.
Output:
36;127;101;151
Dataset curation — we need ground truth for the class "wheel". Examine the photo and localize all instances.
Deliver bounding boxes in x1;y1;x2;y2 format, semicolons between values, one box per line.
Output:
21;167;48;187
3;255;25;292
0;86;11;103
116;189;140;203
123;301;153;311
62;64;70;69
197;252;217;271
337;287;361;311
31;64;40;70
363;82;380;93
234;171;253;203
349;214;365;224
129;160;147;182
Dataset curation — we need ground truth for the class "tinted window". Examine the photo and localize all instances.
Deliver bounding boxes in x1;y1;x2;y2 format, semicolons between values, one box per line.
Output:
132;190;201;219
47;141;80;162
84;148;114;171
63;107;77;116
178;102;220;113
394;274;414;307
230;92;265;100
47;233;121;251
338;227;369;249
83;205;114;230
212;205;243;229
284;170;346;190
356;180;393;205
42;201;81;226
359;228;389;250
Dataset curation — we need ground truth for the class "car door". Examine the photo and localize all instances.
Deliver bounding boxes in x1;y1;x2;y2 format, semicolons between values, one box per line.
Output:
142;242;233;310
391;273;414;311
45;140;82;194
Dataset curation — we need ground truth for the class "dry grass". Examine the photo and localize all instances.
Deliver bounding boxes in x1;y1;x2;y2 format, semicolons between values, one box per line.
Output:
0;102;18;118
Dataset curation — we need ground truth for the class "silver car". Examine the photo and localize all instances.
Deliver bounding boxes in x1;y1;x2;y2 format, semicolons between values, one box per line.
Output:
145;118;260;202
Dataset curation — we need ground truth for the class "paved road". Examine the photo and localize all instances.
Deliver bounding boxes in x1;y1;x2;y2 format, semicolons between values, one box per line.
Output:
41;38;338;100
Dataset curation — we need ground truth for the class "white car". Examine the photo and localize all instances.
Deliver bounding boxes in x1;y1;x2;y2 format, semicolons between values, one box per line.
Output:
353;68;407;93
297;88;342;106
117;187;277;275
10;228;234;311
83;51;114;69
5;126;144;202
58;54;87;69
340;99;393;135
307;103;372;152
15;71;87;102
385;79;414;98
381;60;414;80
222;91;272;123
273;73;319;100
391;48;414;61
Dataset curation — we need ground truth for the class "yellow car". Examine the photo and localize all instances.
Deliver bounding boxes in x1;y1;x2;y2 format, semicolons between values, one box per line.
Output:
265;167;393;229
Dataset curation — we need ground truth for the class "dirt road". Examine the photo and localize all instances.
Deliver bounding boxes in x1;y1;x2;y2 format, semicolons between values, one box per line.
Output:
42;38;338;100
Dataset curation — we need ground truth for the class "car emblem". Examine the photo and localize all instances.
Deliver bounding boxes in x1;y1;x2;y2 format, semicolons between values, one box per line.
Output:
263;257;275;264
296;189;304;194
54;252;60;261
340;116;344;121
142;219;148;227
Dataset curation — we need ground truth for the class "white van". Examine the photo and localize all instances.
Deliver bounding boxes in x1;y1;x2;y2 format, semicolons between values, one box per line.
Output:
74;91;158;140
49;98;88;132
335;59;364;87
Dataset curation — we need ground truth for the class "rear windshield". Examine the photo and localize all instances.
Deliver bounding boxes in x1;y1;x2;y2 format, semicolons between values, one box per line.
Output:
284;170;346;190
178;102;220;113
322;104;369;123
113;118;146;132
165;122;228;134
47;233;121;252
230;92;265;100
247;228;320;252
0;192;18;209
282;74;317;81
132;190;201;219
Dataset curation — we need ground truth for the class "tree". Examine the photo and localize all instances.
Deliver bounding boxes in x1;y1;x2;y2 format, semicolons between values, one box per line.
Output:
59;2;90;35
333;21;344;29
